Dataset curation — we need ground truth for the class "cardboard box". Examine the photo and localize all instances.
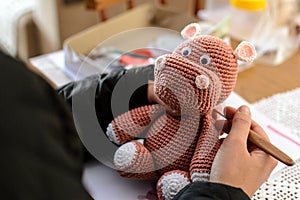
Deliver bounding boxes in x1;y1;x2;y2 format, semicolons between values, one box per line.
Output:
63;2;197;79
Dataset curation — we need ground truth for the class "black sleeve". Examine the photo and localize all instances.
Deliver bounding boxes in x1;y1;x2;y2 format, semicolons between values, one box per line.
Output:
57;65;154;131
57;65;154;161
173;182;250;200
0;51;90;200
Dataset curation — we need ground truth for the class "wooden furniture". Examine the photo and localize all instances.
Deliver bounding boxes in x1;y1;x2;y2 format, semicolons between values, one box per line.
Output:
84;0;205;21
234;51;300;103
192;0;205;16
85;0;136;21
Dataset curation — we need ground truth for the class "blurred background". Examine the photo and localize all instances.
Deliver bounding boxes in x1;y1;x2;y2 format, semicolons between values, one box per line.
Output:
0;0;198;61
1;0;299;65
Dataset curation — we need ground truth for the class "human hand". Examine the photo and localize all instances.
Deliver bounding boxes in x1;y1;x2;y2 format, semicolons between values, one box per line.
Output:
147;80;181;116
147;80;161;104
210;105;278;198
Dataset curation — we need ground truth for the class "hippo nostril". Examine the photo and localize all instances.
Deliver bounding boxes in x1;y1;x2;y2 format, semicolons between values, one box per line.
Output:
155;56;166;71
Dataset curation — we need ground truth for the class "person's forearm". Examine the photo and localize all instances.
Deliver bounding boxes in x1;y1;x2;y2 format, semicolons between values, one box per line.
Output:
57;65;154;129
56;65;154;162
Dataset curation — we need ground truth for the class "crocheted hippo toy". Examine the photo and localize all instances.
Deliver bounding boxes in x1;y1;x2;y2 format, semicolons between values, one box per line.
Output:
106;23;256;200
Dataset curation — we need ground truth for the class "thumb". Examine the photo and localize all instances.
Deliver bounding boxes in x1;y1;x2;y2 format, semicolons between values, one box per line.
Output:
227;106;252;143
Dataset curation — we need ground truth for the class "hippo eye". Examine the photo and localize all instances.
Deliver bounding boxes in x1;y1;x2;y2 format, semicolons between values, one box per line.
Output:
181;47;192;57
200;54;211;65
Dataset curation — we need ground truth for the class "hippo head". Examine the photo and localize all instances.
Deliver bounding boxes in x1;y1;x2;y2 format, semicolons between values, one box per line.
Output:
154;23;256;116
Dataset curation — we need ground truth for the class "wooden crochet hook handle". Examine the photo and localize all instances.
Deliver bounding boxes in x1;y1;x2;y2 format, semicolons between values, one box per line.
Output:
214;110;295;166
248;129;295;166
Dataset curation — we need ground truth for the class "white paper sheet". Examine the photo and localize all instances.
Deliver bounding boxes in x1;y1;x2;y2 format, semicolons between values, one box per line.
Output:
83;92;300;199
83;163;157;200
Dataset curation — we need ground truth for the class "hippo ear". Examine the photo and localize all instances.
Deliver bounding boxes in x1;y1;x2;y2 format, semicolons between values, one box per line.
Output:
181;23;201;39
234;41;256;62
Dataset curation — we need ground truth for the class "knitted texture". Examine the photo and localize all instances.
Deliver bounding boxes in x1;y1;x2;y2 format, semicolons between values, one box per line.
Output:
190;116;221;178
106;23;255;200
144;114;202;175
252;158;300;199
107;104;163;145
154;53;223;115
173;35;238;105
115;141;158;179
157;170;191;200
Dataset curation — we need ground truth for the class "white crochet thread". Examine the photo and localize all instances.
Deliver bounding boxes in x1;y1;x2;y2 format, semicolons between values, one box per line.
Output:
106;123;120;145
158;173;190;200
252;158;300;200
252;87;300;139
191;172;210;182
251;88;300;199
114;142;136;168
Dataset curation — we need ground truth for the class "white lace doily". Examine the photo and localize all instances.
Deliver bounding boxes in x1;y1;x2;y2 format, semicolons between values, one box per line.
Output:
252;87;300;139
252;158;300;199
251;88;300;199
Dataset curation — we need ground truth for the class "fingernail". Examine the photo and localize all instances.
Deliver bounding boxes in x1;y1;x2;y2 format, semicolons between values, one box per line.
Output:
238;106;250;114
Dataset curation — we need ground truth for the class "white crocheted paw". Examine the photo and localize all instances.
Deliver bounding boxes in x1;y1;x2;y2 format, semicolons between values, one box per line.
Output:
191;172;210;182
114;142;137;169
106;123;120;145
158;172;190;200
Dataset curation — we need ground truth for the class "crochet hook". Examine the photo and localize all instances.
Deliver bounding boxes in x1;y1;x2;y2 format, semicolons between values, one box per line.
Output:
213;109;295;166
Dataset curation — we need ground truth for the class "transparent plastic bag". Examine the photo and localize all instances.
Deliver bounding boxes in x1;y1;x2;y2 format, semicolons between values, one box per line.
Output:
250;0;300;66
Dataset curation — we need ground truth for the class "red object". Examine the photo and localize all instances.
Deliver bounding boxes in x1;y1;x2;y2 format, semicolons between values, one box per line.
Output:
119;49;154;66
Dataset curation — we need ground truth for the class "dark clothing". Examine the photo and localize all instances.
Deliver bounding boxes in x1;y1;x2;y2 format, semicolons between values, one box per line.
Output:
0;52;90;199
57;65;154;134
173;182;250;200
57;65;154;162
0;51;249;200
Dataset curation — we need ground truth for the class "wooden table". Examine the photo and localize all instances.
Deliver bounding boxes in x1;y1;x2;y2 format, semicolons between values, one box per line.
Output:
235;50;300;103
